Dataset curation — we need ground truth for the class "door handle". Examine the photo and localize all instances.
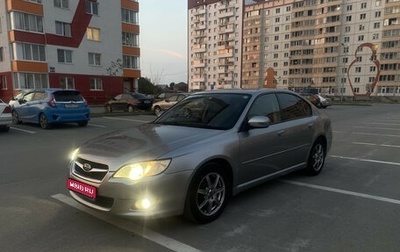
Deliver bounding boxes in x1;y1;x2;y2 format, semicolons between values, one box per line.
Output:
277;130;285;137
308;123;314;129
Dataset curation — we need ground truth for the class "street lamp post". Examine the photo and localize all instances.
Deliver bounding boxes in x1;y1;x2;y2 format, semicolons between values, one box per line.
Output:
341;43;348;103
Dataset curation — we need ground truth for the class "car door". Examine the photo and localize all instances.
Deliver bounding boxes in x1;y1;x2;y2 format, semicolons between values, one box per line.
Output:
275;93;315;168
238;93;287;186
16;92;35;121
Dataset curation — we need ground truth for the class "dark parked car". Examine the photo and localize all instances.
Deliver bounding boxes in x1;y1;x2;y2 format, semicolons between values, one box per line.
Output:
68;89;332;223
299;93;331;108
10;89;90;129
106;93;153;112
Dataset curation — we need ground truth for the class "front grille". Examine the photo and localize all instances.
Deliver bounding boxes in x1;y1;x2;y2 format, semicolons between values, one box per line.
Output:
73;157;109;182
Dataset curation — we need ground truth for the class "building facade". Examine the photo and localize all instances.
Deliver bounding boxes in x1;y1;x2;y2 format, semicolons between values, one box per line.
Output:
0;0;141;104
188;0;243;91
189;0;399;97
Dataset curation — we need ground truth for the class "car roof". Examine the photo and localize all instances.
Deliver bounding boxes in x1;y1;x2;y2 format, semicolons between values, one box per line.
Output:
193;88;295;96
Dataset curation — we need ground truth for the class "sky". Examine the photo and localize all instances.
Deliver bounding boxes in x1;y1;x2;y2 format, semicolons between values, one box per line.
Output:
139;1;188;85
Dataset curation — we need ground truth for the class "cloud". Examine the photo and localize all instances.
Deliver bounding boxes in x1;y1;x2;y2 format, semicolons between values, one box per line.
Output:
141;46;186;61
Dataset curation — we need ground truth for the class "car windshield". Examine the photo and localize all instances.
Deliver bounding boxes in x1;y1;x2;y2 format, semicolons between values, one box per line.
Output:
132;93;148;99
153;93;251;130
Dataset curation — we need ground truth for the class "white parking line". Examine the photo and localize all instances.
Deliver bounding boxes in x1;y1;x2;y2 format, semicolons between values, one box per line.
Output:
351;142;400;148
102;117;150;123
330;155;400;166
353;126;400;131
333;131;400;138
10;127;37;134
281;180;400;205
88;123;107;128
52;194;203;252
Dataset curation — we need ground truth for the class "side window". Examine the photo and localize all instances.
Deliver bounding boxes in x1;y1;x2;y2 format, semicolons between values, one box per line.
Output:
23;92;35;102
248;94;281;124
276;93;312;121
33;92;45;101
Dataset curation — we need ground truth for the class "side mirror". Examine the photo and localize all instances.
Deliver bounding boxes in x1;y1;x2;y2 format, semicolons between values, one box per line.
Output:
248;116;271;128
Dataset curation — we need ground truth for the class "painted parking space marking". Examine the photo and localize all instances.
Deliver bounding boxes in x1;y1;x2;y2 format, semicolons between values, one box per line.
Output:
353;126;400;131
333;131;400;138
102;117;150;123
88;123;107;128
10;127;37;134
351;142;400;148
330;155;400;166
281;180;400;205
52;194;203;252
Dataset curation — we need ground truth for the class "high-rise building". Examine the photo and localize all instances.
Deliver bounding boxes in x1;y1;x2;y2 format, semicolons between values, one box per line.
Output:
188;0;243;91
189;0;400;97
0;0;141;104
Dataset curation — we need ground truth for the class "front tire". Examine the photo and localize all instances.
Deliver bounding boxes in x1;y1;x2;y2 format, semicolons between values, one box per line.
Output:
154;106;162;116
78;121;88;127
12;111;20;124
305;139;326;176
184;163;231;224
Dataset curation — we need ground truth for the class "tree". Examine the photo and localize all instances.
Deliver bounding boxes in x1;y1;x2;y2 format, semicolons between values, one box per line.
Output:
138;77;156;94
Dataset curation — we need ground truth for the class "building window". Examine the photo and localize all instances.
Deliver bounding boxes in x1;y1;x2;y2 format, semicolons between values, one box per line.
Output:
90;78;103;90
86;0;99;15
88;53;101;66
0;76;7;90
355;77;360;83
122;32;139;47
57;49;72;63
54;0;68;8
346;16;352;22
358;35;364;41
356;67;362;73
27;0;42;3
59;76;74;89
123;55;139;69
15;43;46;61
360;13;366;20
12;12;43;32
0;47;3;62
122;8;138;24
359;24;365;31
87;27;100;41
12;72;48;89
361;2;367;9
55;21;71;37
347;5;352;11
354;87;360;93
375;11;381;18
374;22;380;29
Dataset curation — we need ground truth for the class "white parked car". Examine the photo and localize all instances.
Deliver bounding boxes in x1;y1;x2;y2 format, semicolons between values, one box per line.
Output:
0;99;12;132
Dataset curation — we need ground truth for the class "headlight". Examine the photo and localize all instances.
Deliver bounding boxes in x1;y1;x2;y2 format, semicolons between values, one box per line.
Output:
114;160;171;181
70;148;80;161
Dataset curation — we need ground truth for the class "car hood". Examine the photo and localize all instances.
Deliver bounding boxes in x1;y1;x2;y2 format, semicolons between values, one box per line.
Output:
77;123;222;169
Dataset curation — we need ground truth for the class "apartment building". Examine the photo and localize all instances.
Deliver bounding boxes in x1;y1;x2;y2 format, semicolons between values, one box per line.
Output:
244;0;399;97
188;0;243;91
0;0;140;104
190;0;399;97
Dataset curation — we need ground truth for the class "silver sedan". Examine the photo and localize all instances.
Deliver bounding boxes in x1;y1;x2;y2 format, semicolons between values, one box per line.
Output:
67;89;332;223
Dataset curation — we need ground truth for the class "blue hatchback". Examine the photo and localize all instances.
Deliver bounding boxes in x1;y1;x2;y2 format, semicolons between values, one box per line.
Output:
10;89;90;129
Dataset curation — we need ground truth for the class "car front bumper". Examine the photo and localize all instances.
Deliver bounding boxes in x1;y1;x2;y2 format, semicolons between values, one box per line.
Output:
68;168;192;218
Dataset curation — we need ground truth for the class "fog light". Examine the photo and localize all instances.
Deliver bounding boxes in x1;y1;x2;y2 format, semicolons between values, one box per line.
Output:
135;199;152;210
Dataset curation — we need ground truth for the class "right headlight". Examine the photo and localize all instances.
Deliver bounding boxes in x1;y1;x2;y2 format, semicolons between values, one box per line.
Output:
113;159;171;181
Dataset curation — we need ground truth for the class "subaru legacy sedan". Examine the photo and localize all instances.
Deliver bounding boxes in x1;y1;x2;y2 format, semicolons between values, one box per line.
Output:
67;89;332;223
10;89;90;129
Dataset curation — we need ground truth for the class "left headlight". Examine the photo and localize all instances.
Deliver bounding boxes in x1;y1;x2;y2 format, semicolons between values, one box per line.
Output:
114;160;171;181
70;148;80;161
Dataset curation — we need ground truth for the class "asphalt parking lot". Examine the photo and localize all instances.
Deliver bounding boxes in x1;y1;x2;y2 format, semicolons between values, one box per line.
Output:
1;103;400;252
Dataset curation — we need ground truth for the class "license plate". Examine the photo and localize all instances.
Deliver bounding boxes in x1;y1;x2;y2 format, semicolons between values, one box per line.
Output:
144;100;150;104
67;178;97;199
65;104;79;108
